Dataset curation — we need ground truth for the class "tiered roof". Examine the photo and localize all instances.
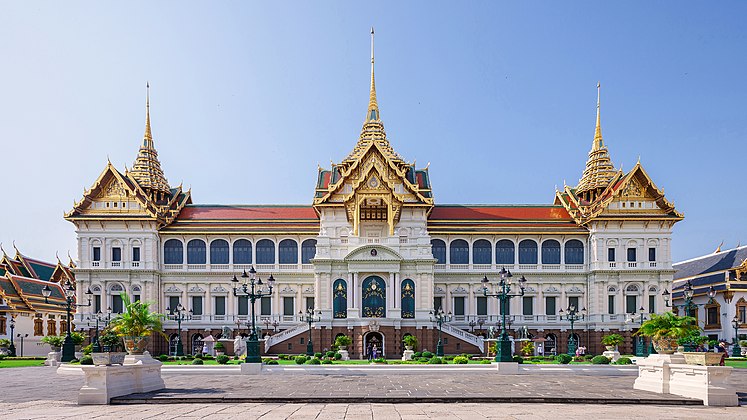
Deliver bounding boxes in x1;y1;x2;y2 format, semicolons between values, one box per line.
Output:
128;83;171;196
0;247;71;313
672;246;747;300
576;83;617;200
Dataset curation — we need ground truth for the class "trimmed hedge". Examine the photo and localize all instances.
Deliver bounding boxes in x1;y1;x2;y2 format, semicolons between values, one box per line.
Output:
615;357;632;365
453;356;469;364
306;357;321;365
555;354;572;364
428;356;443;364
158;354;169;362
512;355;524;364
591;355;610;365
192;359;204;365
80;355;94;365
217;355;230;364
295;356;308;364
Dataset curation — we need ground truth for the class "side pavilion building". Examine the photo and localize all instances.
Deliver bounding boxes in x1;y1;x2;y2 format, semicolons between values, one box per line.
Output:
66;33;683;357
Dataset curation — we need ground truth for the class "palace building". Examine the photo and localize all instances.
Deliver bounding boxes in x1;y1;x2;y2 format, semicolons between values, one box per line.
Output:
67;32;683;357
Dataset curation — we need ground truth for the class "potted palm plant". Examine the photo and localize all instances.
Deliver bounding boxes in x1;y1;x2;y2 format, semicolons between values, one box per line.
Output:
92;327;127;366
601;334;624;351
108;293;165;355
41;335;65;352
403;335;418;351
634;312;699;354
214;341;226;356
335;335;352;351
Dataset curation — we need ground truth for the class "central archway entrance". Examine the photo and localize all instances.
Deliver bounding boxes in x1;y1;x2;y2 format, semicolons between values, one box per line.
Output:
364;331;385;359
362;275;386;318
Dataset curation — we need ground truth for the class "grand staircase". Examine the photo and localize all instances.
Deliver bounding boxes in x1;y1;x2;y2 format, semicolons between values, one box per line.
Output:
264;323;308;352
442;324;485;353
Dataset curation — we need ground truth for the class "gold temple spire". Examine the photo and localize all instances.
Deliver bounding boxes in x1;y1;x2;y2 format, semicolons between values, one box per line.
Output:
130;83;171;197
366;27;380;122
144;82;153;146
575;82;617;201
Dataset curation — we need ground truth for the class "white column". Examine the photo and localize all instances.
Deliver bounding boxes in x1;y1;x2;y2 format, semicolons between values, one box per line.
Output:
347;273;354;310
314;273;321;309
388;272;395;310
353;273;359;308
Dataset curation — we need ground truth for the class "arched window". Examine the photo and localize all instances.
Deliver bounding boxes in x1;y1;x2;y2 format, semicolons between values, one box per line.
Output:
233;239;252;264
472;240;492;264
191;334;204;355
210;239;229;264
278;239;298;264
450;239;469;264
164;239;183;264
187;239;206;264
333;279;347;319
431;239;446;264
401;279;415;319
361;276;386;318
301;239;317;264
518;240;538;264
256;239;275;264
564;240;584;264
541;240;561;264
495;240;515;265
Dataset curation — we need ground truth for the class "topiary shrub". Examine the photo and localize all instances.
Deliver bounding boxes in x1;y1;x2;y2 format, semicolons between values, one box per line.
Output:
314;352;323;359
583;354;594;361
217;355;230;364
326;351;336;358
452;356;468;364
512;355;524;364
555;354;572;364
428;356;443;364
444;355;454;361
422;351;434;359
278;354;288;360
203;355;214;360
334;352;342;360
306;357;321;365
192;358;204;365
615;357;632;365
266;359;279;365
321;359;332;365
159;354;169;362
193;353;203;359
417;357;429;363
413;352;422;358
591;355;610;365
295;355;308;364
80;355;94;365
480;359;492;364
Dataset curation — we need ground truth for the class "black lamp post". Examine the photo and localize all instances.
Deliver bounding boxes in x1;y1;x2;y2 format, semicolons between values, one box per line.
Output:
632;306;648;357
732;316;741;357
231;267;275;363
559;304;585;356
662;281;716;317
42;280;93;362
477;317;485;336
90;307;112;353
8;316;16;357
165;303;191;356
468;319;476;333
16;333;28;357
272;319;279;333
481;267;526;362
299;308;321;356
429;307;452;357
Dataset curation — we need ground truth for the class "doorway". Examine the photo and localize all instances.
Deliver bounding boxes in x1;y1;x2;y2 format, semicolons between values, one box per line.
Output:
364;332;385;358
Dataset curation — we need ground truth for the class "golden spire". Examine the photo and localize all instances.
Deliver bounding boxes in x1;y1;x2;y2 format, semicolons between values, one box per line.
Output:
576;82;617;201
144;82;153;146
130;83;171;197
366;27;380;122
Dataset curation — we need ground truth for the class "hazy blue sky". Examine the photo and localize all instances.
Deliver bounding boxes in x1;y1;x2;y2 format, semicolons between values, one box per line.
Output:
1;1;745;263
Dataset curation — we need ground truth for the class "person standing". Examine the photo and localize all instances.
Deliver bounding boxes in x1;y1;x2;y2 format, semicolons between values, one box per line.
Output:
367;342;373;361
372;344;378;359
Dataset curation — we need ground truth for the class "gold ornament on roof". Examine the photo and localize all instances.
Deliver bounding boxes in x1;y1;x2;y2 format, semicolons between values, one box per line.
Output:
129;82;171;197
576;82;617;201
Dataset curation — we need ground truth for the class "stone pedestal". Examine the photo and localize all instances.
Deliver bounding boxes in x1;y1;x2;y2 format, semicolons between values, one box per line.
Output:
602;350;620;362
240;362;262;374
633;354;685;394
402;350;414;361
45;351;61;367
78;354;164;405
338;349;350;361
668;364;738;406
494;362;519;374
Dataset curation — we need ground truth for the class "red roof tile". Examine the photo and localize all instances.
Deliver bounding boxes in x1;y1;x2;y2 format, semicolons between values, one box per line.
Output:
177;206;318;221
429;206;572;221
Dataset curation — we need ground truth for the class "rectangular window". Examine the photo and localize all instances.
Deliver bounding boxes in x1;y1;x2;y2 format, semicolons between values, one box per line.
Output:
132;247;141;262
94;295;101;313
261;297;271;316
133;293;140;302
545;296;556;316
214;296;226;316
112;247;122;262
191;296;203;316
305;297;315;312
648;295;656;313
627;248;637;262
608;295;615;315
168;296;180;314
93;247;101;261
706;306;719;326
568;296;579;311
283;297;294;316
522;296;533;316
112;294;124;313
626;295;637;314
607;248;615;262
453;297;465;316
476;297;488;316
648;247;656;262
433;297;443;312
238;296;249;315
739;306;747;324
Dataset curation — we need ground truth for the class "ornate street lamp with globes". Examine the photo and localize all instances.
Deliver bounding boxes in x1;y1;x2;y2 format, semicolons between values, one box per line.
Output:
230;267;275;363
299;308;322;356
732;316;742;357
429;307;452;357
481;267;526;362
165;303;191;356
8;316;16;357
559;304;586;356
42;280;93;362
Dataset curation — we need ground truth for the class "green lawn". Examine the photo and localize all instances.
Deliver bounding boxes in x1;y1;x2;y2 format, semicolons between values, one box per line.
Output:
0;359;46;368
725;359;747;368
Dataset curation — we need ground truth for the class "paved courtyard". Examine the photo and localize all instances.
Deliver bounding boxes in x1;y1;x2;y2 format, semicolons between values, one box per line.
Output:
0;365;744;419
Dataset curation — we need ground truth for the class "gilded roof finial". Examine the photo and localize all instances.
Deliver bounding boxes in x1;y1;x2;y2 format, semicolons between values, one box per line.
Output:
715;240;724;253
366;27;380;122
0;243;6;258
144;81;153;145
593;82;603;150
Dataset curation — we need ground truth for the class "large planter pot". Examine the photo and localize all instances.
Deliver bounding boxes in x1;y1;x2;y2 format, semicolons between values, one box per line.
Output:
339;346;348;351
92;352;127;366
405;346;413;351
123;336;150;355
605;345;616;352
682;352;723;366
652;338;679;354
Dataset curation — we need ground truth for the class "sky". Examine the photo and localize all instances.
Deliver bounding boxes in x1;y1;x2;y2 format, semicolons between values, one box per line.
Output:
1;1;746;263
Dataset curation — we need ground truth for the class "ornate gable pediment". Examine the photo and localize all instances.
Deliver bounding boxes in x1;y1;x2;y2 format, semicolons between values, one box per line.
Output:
343;245;403;262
